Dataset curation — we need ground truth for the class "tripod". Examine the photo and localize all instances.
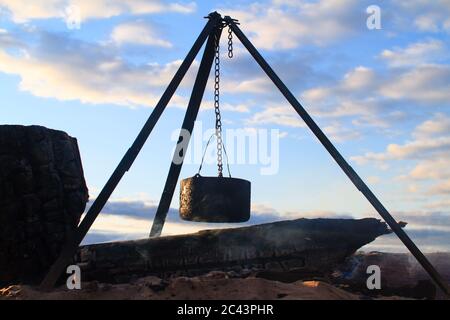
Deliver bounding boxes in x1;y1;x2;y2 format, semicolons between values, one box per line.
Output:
40;12;449;296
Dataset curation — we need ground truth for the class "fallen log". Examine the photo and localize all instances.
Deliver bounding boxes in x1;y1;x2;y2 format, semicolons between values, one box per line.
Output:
76;218;391;283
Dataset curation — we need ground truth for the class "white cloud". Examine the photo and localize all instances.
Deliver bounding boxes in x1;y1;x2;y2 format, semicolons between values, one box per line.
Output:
222;103;250;113
303;66;378;104
380;39;447;68
199;100;251;113
304;59;450;118
409;158;450;181
352;114;450;195
367;176;380;184
246;104;305;128
222;77;272;94
0;32;194;108
352;114;450;164
425;199;450;210
352;136;450;164
0;0;196;23
429;180;450;195
401;0;450;33
413;113;450;139
219;0;450;53
323;122;362;143
301;41;450;131
0;25;285;112
301;66;395;131
0;0;63;22
220;0;362;50
406;142;450;196
304;37;450;110
111;21;172;48
414;14;441;32
340;66;377;92
380;64;450;104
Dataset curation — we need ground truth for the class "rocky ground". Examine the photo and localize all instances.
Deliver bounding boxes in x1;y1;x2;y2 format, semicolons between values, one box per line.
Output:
331;251;450;299
0;271;405;300
2;251;449;300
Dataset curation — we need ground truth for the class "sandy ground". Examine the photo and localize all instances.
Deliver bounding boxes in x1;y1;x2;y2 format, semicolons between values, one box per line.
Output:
0;271;406;300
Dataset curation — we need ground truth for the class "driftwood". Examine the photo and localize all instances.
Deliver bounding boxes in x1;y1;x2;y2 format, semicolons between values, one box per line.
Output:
76;218;391;283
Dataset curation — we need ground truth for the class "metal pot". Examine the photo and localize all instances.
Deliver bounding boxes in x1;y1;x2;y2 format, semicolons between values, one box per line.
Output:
179;174;251;223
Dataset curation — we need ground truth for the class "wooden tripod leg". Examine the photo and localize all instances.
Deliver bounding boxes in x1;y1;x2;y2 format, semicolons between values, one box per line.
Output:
39;13;222;291
226;17;449;296
149;26;223;237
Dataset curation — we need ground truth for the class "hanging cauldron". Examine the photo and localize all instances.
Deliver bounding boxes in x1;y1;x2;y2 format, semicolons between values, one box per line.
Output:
180;174;251;223
179;34;250;223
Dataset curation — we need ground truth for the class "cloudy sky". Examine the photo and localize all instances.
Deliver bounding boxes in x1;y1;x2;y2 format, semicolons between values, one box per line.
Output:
0;0;449;252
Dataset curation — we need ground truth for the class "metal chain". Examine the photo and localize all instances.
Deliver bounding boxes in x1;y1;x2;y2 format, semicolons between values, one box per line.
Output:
214;33;223;177
227;26;233;58
211;26;233;177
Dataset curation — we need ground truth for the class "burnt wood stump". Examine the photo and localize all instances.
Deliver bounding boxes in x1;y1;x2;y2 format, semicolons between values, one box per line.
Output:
0;125;89;285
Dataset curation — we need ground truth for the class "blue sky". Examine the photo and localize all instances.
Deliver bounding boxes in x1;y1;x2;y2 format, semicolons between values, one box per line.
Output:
0;0;449;252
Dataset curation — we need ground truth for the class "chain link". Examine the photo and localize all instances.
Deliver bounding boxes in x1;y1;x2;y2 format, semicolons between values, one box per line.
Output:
214;33;223;177
227;26;233;58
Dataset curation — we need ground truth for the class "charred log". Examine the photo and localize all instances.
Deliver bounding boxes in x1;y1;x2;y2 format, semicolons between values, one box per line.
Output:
76;218;391;283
